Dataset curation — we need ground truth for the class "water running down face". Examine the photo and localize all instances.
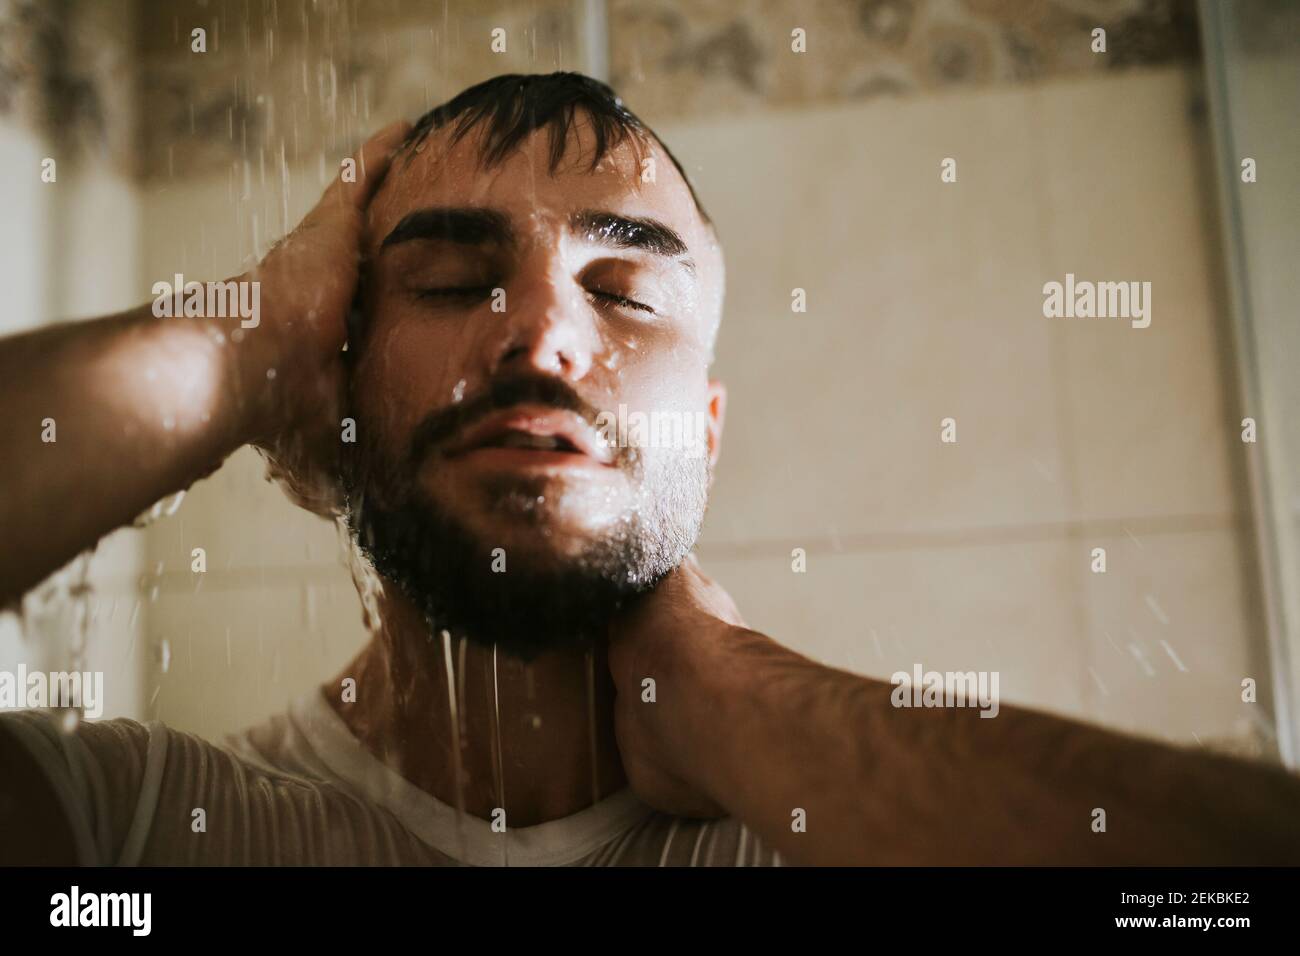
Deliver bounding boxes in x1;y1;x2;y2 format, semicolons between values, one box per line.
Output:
341;96;727;659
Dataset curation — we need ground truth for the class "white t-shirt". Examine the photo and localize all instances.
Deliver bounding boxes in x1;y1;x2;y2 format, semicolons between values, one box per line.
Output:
2;691;780;866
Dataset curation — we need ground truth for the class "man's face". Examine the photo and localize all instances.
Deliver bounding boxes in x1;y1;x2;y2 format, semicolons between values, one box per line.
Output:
343;114;726;655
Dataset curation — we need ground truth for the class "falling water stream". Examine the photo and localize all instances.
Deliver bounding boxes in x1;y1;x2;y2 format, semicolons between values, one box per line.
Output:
585;649;600;807
491;644;508;867
440;628;468;861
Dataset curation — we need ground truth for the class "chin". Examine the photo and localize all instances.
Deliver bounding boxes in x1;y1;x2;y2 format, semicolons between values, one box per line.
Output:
433;466;631;527
463;499;629;564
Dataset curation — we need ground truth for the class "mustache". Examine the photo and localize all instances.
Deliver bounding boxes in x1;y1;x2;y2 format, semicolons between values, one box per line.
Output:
407;374;612;467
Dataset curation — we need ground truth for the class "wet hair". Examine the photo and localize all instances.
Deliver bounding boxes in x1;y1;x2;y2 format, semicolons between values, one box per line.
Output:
399;71;714;229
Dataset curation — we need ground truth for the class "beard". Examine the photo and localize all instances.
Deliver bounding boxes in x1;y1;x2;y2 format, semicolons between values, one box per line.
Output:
342;375;710;660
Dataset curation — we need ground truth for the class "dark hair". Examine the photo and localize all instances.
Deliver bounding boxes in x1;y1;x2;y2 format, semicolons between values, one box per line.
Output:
400;72;713;228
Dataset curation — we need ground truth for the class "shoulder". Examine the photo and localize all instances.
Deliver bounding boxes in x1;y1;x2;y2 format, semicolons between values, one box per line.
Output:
141;709;439;864
0;709;154;864
2;708;437;865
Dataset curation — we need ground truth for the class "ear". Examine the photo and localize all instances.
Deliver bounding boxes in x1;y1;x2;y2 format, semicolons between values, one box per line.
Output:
706;380;727;471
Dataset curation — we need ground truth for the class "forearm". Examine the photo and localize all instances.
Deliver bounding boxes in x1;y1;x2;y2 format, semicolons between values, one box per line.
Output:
684;628;1300;865
0;306;254;603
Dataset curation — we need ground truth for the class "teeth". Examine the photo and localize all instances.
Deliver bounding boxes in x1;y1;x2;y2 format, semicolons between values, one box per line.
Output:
498;433;563;451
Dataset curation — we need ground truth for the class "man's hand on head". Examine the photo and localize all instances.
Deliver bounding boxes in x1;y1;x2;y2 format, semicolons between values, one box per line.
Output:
607;555;747;819
236;120;412;516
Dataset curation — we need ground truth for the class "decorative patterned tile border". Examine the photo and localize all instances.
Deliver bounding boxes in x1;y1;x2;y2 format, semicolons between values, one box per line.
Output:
1;0;1206;182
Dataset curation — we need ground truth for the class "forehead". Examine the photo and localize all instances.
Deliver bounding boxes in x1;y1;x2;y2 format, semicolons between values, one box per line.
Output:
366;114;718;266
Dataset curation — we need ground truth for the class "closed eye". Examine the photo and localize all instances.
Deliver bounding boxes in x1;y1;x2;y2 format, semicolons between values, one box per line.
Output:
588;290;656;315
415;286;656;315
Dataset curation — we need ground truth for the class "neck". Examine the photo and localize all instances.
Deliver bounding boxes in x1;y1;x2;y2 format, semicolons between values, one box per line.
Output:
326;582;627;827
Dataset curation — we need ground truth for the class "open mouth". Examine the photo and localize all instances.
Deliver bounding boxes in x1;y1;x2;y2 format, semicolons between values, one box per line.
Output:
483;431;584;453
444;405;615;466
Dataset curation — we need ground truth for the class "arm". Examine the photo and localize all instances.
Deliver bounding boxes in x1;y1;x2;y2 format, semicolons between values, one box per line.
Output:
0;121;410;606
610;559;1300;865
0;306;248;603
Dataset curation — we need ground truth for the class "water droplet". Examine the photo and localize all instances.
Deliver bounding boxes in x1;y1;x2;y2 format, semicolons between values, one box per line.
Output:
452;379;466;403
336;515;385;635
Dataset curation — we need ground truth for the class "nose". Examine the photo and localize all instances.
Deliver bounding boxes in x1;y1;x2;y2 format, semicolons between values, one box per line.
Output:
489;259;596;382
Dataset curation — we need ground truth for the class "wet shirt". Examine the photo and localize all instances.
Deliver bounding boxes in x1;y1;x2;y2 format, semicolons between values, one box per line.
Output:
0;691;780;866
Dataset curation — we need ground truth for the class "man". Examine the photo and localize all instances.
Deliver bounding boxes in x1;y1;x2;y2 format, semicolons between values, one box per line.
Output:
1;73;1299;866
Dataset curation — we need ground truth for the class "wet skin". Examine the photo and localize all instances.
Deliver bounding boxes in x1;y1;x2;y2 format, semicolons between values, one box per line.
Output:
351;117;728;568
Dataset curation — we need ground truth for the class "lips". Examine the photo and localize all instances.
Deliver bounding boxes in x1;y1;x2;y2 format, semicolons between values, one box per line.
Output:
443;405;615;466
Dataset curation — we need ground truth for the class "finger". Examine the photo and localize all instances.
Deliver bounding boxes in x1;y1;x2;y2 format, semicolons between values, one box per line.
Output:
340;119;413;207
312;120;413;220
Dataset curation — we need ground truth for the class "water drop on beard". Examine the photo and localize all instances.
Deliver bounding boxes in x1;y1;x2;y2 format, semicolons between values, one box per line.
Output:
336;516;386;635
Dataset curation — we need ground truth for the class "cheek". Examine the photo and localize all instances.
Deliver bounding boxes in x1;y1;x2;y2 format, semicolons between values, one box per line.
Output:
357;303;483;410
610;337;710;415
351;316;471;472
605;346;713;466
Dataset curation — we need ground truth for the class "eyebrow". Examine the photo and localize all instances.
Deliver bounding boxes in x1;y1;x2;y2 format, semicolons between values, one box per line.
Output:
569;210;695;274
380;205;695;274
381;207;513;249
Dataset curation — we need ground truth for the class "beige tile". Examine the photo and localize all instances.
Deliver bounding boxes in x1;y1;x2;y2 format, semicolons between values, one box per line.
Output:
145;446;347;579
144;577;370;740
667;85;1073;545
697;537;1086;719
1028;68;1240;521
1074;526;1272;751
